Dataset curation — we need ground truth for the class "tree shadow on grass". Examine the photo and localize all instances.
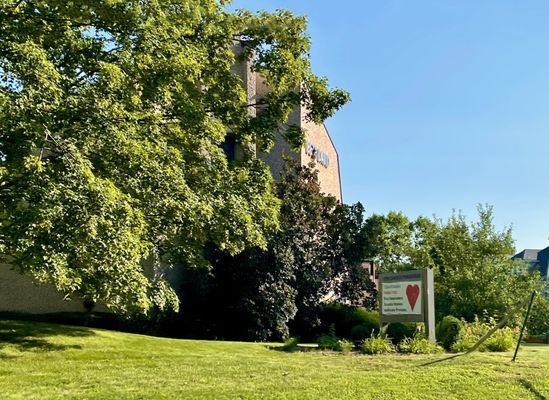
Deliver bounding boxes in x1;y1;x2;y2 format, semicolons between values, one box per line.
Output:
268;345;316;353
518;378;547;400
0;320;95;353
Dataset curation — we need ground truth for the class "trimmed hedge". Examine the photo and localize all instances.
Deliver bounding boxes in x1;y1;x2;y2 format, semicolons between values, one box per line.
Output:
386;322;416;344
319;303;379;340
436;316;463;350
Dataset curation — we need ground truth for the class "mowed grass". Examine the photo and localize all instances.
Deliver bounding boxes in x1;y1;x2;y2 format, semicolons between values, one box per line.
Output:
0;320;547;399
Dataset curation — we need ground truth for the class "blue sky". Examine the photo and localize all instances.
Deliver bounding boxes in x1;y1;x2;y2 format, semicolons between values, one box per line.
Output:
229;0;549;252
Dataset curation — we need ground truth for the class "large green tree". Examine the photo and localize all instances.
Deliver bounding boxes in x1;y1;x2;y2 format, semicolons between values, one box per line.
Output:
174;160;376;341
429;207;541;321
0;1;349;314
364;206;542;320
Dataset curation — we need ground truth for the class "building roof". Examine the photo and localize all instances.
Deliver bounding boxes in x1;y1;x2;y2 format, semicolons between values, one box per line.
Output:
512;248;542;261
513;246;549;279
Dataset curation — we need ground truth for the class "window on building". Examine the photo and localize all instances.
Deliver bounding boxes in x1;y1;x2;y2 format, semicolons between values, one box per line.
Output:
220;135;236;161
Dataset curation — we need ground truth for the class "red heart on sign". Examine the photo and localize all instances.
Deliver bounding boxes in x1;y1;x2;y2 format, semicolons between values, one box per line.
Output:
406;285;420;311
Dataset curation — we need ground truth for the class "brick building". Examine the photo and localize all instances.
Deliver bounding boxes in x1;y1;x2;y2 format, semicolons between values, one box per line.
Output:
228;50;342;201
0;51;343;315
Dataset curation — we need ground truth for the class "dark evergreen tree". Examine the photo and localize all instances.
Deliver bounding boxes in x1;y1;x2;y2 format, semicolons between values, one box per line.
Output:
328;203;377;310
175;160;377;341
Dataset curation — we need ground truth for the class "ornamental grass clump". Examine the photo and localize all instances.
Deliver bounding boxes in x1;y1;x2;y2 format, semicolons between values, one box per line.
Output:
282;337;300;352
360;333;395;355
336;339;354;354
317;334;339;350
398;335;443;354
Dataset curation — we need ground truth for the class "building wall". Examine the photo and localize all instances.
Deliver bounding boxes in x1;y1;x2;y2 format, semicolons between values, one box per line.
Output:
0;263;88;314
255;73;343;201
537;247;549;279
299;113;342;202
257;107;300;181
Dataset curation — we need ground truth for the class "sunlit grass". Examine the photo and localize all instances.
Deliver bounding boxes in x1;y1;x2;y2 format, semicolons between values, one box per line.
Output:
0;319;547;399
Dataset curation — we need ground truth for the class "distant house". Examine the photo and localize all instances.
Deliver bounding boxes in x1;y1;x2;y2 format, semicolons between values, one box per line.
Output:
512;246;549;297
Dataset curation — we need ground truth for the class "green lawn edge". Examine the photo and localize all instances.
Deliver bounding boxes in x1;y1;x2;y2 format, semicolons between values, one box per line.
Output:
0;319;547;400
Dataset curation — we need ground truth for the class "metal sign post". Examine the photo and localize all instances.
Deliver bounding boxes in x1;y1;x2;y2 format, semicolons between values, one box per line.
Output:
512;291;536;362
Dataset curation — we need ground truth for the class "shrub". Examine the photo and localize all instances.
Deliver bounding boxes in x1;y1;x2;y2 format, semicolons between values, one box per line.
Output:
350;324;375;344
319;303;350;337
386;322;417;344
527;296;549;337
437;316;463;350
360;333;395;355
451;316;518;353
350;308;380;334
320;303;379;340
282;337;299;352
317;334;339;350
317;331;355;353
484;328;518;352
337;339;354;354
398;335;443;354
317;324;339;350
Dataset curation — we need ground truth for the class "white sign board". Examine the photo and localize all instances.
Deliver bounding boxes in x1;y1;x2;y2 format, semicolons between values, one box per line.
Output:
379;269;436;343
381;280;422;315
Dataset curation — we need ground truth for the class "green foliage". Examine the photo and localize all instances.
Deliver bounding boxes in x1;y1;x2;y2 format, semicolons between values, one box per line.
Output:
275;161;338;335
227;160;376;341
317;332;354;353
527;295;549;337
282;337;300;352
319;303;379;341
360;333;395;355
277;164;376;337
398;335;443;354
319;303;347;335
364;205;543;322
363;212;420;272
327;203;378;309
336;339;354;354
0;1;348;315
386;322;417;345
350;324;375;344
175;245;297;341
276;163;375;337
451;316;519;353
317;325;340;351
484;329;517;352
430;207;542;321
436;316;464;351
352;308;380;328
174;161;374;342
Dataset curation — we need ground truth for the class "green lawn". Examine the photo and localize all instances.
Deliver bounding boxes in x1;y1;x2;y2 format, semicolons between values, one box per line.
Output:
0;320;547;399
